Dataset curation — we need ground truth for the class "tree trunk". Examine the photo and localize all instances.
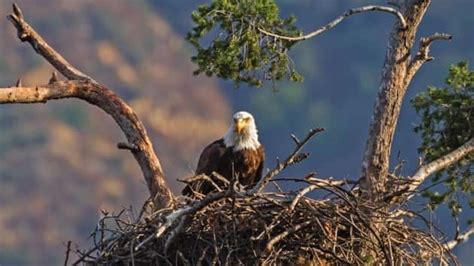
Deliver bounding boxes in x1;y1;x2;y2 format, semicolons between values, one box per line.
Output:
361;0;431;199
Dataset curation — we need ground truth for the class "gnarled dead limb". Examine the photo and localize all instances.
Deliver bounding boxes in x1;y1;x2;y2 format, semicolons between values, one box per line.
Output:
2;3;174;209
258;5;406;41
7;4;96;82
406;33;452;81
0;81;174;209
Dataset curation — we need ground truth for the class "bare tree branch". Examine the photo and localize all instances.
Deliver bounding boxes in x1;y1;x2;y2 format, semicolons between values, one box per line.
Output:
265;220;312;252
258;5;406;41
444;226;474;250
305;177;349;187
384;138;474;203
2;4;175;209
406;33;452;81
7;3;96;82
252;128;324;193
409;137;474;192
0;80;174;209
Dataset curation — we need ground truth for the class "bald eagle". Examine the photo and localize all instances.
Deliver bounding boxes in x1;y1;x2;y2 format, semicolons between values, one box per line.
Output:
183;111;265;196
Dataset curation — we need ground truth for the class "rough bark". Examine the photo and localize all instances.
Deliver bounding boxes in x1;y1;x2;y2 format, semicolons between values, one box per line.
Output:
2;4;174;209
406;33;452;81
361;0;431;198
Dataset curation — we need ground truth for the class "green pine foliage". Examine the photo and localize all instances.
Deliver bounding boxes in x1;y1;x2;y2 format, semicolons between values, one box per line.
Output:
411;62;473;219
187;0;303;88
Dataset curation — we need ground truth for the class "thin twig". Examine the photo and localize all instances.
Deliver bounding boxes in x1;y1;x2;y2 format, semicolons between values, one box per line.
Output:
258;5;406;42
265;220;312;252
253;128;324;193
64;241;72;266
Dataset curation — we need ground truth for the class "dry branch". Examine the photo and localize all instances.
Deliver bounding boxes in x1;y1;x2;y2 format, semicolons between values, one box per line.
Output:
1;3;175;209
7;4;96;82
411;137;473;185
382;137;474;205
444;226;474;250
406;137;474;198
253;128;324;193
407;32;452;80
1;83;174;207
0;81;174;208
258;5;406;41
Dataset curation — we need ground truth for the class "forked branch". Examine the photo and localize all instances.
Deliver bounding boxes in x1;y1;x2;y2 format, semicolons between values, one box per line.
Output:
253;128;324;193
7;3;96;82
258;5;406;41
1;4;174;209
407;33;452;80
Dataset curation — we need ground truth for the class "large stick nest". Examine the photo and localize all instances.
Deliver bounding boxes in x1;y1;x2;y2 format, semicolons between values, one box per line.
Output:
74;130;455;265
75;187;454;265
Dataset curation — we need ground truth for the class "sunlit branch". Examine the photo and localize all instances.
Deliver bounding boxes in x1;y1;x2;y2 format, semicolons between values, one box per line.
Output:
407;33;452;81
258;5;406;42
7;3;96;82
444;226;474;250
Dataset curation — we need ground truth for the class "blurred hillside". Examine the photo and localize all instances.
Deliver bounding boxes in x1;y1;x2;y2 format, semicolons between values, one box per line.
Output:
0;0;473;265
0;0;230;264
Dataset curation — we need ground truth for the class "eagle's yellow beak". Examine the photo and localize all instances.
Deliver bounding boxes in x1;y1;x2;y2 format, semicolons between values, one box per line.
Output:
235;119;246;134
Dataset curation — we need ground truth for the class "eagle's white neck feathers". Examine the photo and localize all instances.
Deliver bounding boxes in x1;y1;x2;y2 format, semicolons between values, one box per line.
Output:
223;111;260;151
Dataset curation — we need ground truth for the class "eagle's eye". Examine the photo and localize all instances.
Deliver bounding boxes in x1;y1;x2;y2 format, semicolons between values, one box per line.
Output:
243;117;251;122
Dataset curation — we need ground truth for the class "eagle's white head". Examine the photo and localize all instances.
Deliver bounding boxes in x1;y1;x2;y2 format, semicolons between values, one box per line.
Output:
223;111;260;151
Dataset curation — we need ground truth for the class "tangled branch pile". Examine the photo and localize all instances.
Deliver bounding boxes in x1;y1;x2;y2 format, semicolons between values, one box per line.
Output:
75;131;455;265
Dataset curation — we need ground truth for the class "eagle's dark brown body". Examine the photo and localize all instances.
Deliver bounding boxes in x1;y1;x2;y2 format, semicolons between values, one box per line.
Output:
183;139;265;196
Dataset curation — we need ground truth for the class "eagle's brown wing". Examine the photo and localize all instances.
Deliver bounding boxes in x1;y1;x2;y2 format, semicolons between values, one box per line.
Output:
195;139;227;175
253;145;265;186
182;139;227;196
